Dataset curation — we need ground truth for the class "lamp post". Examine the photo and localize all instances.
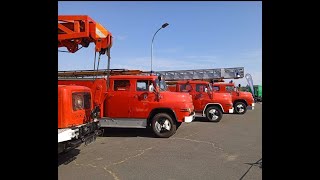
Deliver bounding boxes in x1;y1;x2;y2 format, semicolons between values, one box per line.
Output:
151;23;169;73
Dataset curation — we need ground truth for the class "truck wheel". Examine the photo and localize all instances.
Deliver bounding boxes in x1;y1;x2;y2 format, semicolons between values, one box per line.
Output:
234;102;247;114
151;113;176;138
205;106;222;122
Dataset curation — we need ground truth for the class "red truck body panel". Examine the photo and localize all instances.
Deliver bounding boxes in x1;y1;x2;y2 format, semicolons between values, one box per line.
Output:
58;85;93;129
212;82;255;108
168;80;233;114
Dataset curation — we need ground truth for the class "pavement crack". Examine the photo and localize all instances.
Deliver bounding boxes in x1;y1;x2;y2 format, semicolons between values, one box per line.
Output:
106;147;153;167
182;132;199;138
103;147;154;180
73;160;97;168
88;164;97;168
73;160;84;166
171;138;237;161
104;169;120;180
171;137;224;151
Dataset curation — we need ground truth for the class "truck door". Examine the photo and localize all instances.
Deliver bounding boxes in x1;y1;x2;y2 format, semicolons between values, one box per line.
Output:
178;83;201;112
105;80;131;118
194;84;210;110
131;80;155;118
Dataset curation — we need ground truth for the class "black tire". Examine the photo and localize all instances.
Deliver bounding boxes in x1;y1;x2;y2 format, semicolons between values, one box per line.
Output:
234;101;247;114
205;106;222;122
151;113;176;138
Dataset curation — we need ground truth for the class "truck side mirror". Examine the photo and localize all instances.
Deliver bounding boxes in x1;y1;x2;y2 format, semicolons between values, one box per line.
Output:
149;84;155;92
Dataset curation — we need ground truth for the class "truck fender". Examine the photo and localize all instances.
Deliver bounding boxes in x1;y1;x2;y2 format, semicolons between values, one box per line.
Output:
234;99;248;106
203;103;224;116
147;108;177;125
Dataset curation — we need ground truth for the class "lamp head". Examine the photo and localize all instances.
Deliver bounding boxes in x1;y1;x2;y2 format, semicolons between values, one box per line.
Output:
162;23;169;28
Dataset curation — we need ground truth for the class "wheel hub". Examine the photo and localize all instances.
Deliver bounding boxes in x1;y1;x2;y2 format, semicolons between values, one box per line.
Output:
236;104;244;113
155;119;171;132
208;109;218;120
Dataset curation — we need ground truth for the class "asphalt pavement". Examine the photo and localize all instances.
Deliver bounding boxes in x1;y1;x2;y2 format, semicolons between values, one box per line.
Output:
58;103;262;180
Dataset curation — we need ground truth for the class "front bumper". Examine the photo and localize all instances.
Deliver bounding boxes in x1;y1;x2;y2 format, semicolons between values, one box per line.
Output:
247;103;255;110
184;112;195;123
228;107;234;113
247;106;254;110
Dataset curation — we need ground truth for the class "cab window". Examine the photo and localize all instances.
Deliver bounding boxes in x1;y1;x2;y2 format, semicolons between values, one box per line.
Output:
226;85;234;92
137;80;153;91
213;86;220;91
179;84;192;92
196;84;207;92
114;80;130;91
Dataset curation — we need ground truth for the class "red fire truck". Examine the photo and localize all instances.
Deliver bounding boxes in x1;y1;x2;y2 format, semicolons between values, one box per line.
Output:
58;15;112;154
211;81;255;114
168;80;233;122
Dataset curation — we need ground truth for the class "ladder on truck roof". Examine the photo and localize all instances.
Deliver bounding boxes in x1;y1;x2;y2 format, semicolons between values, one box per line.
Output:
58;69;147;79
154;67;244;81
58;67;244;80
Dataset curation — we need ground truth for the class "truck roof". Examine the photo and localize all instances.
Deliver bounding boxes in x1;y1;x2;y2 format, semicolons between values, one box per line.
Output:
58;84;91;91
213;82;234;86
175;80;209;84
109;75;158;80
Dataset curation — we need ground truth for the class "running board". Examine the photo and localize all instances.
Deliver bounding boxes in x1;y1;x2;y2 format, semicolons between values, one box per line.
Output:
99;118;147;128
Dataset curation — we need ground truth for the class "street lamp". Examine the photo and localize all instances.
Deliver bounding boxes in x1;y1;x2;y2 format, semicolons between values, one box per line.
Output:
151;23;169;73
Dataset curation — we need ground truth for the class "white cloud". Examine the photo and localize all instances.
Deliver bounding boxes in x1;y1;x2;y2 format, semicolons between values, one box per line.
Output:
58;48;262;87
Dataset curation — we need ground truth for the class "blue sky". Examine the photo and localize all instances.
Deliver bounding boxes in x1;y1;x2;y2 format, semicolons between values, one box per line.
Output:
58;1;262;86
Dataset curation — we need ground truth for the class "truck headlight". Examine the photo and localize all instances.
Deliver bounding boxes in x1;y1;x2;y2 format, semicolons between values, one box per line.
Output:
73;94;84;111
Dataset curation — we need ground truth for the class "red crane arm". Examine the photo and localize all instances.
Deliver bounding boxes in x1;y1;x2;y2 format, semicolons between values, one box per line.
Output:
58;15;112;54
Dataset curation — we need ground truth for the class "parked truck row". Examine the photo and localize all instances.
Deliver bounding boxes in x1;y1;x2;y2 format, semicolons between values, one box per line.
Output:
58;15;256;154
58;75;195;139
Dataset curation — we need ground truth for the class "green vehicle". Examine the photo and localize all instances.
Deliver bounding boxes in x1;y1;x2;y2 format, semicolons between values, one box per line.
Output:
248;85;262;102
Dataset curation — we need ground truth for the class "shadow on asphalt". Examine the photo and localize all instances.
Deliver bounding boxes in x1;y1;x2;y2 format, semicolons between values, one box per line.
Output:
100;127;156;138
193;112;247;123
228;113;247;116
193;117;220;123
58;148;80;167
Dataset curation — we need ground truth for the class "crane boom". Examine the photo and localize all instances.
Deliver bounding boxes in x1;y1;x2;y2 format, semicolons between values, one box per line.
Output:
58;15;113;55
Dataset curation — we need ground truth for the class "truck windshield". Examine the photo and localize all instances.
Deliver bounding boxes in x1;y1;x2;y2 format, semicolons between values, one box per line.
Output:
155;79;167;91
